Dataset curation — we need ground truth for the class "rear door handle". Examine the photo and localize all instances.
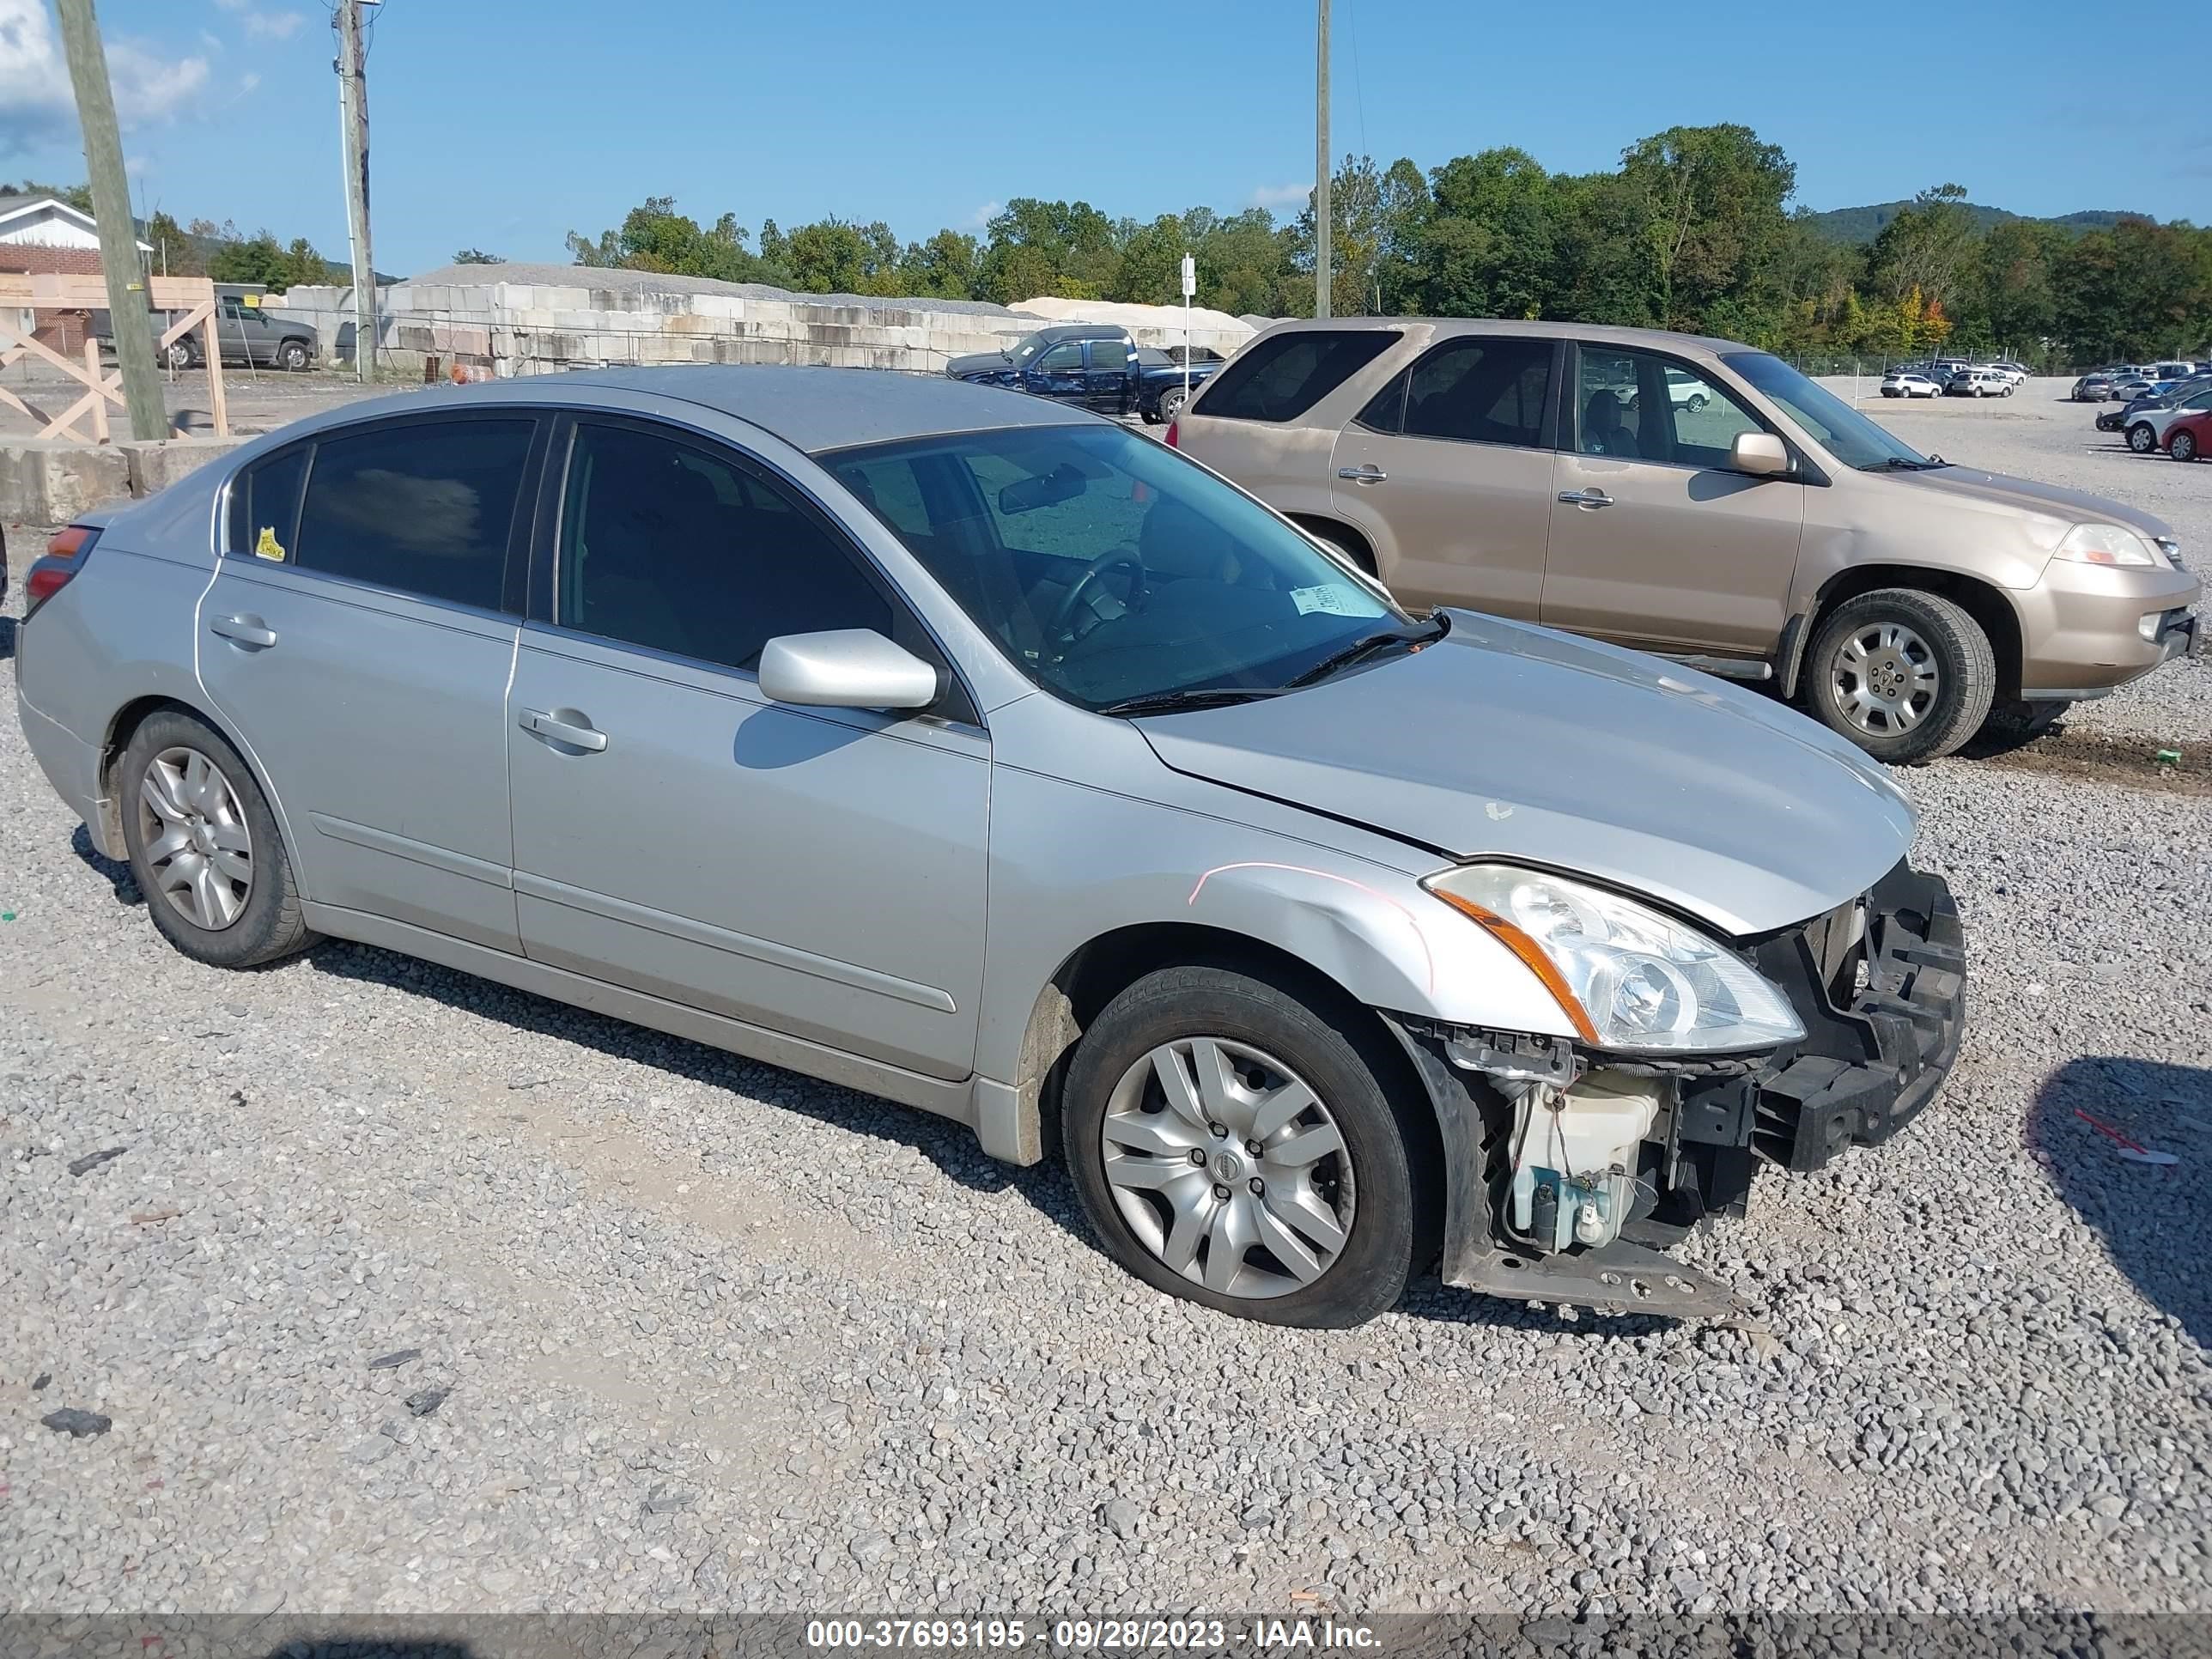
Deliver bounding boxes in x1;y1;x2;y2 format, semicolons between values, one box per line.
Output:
1337;464;1388;483
518;708;609;752
1559;488;1615;509
209;614;277;647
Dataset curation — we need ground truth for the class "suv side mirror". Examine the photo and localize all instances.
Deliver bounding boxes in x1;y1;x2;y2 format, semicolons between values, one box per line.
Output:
757;629;939;712
1729;431;1790;477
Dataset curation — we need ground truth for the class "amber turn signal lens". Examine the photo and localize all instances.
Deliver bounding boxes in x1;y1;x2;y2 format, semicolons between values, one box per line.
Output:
1428;886;1602;1045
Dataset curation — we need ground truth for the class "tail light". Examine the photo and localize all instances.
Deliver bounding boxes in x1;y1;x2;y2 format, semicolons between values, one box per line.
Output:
25;524;100;617
1164;420;1178;448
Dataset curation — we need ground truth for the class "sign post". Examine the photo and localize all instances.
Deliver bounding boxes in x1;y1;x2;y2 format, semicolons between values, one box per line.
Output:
1180;252;1196;410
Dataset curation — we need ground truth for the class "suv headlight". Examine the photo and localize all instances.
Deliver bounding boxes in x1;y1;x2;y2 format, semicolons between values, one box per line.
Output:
2054;522;2168;568
1425;865;1806;1054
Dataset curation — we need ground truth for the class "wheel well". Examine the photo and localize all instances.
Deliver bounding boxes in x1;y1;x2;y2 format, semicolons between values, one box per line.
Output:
1797;566;2023;701
95;695;201;848
1285;514;1377;575
1012;921;1437;1166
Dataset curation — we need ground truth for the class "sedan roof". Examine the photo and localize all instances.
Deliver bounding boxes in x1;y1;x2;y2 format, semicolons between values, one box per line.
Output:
254;366;1103;459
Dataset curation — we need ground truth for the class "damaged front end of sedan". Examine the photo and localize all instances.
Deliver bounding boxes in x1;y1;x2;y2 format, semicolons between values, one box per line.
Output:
1384;860;1966;1317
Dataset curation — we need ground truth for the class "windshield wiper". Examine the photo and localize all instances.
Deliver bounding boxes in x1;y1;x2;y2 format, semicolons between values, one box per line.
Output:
1860;455;1943;472
1095;686;1286;718
1279;619;1445;690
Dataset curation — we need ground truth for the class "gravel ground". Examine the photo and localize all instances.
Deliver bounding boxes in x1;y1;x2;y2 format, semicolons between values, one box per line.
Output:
3;387;2209;1621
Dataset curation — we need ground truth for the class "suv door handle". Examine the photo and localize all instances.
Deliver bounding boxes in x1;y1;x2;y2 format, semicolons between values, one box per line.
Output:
1559;488;1615;508
209;614;277;648
518;708;609;752
1337;464;1388;483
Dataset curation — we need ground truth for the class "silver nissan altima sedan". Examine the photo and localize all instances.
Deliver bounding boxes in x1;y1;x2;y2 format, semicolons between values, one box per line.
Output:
15;367;1966;1328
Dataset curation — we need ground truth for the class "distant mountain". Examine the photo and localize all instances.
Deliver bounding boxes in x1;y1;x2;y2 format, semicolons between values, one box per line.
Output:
1801;201;2152;244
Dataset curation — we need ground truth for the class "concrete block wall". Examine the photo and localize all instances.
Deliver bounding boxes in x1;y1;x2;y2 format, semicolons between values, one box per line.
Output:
268;276;1252;381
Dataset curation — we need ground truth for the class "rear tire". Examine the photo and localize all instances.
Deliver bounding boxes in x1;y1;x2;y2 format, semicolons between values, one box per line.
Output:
1156;385;1189;425
2128;422;2158;453
1060;965;1435;1328
1805;588;1996;764
163;340;195;370
118;710;315;969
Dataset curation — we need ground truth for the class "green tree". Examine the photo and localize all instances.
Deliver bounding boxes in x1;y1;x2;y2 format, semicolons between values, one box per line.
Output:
1619;124;1796;336
1420;147;1553;319
1869;185;1982;313
565;196;763;283
451;247;502;265
143;210;203;276
977;198;1120;302
1;178;94;212
895;229;981;300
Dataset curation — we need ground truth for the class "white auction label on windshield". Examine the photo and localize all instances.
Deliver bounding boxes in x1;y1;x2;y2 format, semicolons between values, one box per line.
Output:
1289;583;1373;617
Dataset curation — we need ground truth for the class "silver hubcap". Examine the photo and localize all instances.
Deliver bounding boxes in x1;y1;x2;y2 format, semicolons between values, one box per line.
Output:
1832;621;1940;736
1100;1036;1353;1300
137;745;254;931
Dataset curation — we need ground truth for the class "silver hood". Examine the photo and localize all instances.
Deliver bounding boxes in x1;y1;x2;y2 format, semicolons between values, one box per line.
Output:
1137;612;1917;938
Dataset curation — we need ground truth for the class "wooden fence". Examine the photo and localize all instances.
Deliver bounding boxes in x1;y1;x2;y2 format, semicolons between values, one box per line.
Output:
0;273;228;442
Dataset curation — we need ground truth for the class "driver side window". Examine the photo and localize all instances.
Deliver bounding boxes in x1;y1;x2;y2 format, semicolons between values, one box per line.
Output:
1575;347;1765;469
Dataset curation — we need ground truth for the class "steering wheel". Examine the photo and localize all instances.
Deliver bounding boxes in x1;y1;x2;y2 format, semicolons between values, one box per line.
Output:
1047;550;1147;649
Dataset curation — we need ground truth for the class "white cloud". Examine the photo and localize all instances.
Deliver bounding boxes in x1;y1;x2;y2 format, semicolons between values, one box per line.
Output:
0;0;218;158
962;201;1003;231
212;0;307;40
1250;182;1312;210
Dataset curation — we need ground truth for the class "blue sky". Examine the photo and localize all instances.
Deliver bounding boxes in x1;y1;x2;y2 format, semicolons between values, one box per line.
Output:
3;0;2205;276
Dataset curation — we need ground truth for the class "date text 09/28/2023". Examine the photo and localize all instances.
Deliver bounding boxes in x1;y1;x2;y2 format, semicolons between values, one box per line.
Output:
804;1619;1382;1650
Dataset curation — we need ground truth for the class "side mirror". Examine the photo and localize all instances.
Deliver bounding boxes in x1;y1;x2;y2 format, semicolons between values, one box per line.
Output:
1730;431;1790;477
757;629;939;712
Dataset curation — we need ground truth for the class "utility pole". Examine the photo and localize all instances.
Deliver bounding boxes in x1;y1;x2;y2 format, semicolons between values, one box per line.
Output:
54;0;166;440
1314;0;1331;319
335;0;378;382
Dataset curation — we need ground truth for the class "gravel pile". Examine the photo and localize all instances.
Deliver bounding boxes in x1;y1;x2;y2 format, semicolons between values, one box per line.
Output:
3;424;2209;1619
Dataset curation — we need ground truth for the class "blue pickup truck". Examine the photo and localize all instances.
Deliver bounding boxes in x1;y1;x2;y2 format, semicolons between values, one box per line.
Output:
945;324;1222;424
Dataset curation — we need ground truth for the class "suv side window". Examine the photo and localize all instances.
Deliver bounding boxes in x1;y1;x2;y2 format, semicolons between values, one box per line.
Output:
292;417;534;610
1194;330;1399;422
556;421;893;674
1574;347;1765;470
1401;337;1553;448
1035;341;1085;373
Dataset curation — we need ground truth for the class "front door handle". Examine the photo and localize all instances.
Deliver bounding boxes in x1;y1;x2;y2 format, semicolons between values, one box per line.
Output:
518;708;609;753
1559;488;1615;509
209;614;277;647
1337;464;1388;483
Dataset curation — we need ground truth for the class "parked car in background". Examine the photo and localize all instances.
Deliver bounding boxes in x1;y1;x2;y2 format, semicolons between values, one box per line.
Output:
1944;367;2013;398
2100;374;2212;432
1881;370;1943;398
2146;360;2197;383
946;325;1226;423
14;365;1971;1328
2164;409;2211;463
2125;386;2212;453
2073;372;2119;402
153;295;318;372
1172;317;2198;762
1991;361;2033;380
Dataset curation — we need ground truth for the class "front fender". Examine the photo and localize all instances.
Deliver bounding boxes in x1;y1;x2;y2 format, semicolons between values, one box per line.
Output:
973;762;1579;1156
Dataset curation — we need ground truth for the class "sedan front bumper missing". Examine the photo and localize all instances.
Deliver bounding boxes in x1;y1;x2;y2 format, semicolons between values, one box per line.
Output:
1385;860;1966;1318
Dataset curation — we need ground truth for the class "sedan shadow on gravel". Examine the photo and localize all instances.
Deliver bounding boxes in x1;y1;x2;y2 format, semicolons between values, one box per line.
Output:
2029;1056;2212;1348
70;822;141;905
304;939;1675;1339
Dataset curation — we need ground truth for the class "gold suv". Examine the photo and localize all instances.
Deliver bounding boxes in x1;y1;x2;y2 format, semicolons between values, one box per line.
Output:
1173;319;2198;761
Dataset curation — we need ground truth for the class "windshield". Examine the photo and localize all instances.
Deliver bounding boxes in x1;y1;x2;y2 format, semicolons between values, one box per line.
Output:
825;423;1412;713
1723;351;1932;470
1005;334;1044;365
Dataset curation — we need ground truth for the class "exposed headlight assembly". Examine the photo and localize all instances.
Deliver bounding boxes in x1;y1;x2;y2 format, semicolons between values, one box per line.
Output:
2053;522;2167;568
1425;865;1806;1054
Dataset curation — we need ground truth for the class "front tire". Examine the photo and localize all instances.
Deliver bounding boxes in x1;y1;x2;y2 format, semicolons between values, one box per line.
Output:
163;340;195;370
2128;422;2158;453
276;338;311;372
1060;965;1435;1328
1805;588;1996;763
118;710;314;969
1156;385;1190;425
2172;429;2199;463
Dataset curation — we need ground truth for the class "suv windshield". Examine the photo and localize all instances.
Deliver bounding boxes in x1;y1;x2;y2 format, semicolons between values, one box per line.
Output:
826;423;1419;713
1724;351;1933;471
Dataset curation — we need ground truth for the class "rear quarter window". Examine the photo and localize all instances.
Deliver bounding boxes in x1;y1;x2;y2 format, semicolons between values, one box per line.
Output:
1193;330;1400;423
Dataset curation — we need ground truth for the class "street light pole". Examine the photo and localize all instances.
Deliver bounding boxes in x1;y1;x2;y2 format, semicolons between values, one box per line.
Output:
54;0;166;441
1315;0;1331;320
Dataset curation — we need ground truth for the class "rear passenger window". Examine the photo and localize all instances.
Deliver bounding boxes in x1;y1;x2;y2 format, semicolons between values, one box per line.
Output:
1401;338;1553;448
293;419;532;611
1194;330;1398;422
557;422;893;673
228;446;310;562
